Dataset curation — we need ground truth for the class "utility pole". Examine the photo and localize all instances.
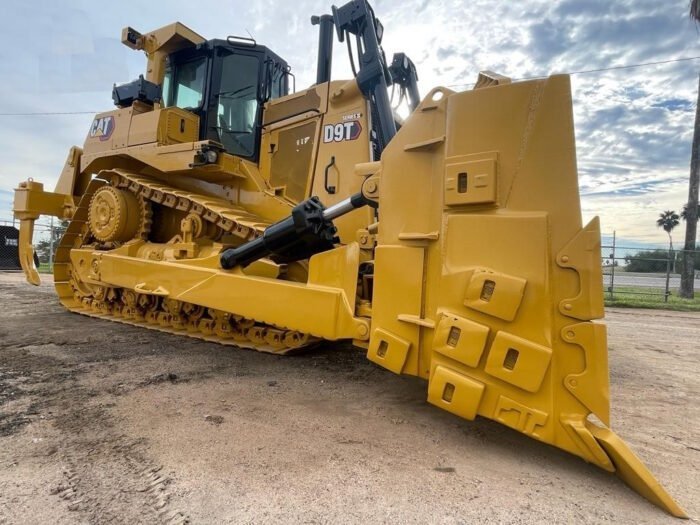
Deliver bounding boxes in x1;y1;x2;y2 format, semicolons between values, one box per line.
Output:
682;13;700;298
680;74;699;298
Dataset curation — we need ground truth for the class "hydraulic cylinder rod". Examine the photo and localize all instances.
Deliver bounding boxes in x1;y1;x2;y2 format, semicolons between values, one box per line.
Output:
220;193;370;269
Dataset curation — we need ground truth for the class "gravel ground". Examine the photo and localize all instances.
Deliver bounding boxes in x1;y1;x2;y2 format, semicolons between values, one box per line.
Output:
0;271;697;524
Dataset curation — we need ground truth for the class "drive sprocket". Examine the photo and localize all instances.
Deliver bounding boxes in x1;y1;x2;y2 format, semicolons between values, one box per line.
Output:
87;185;150;243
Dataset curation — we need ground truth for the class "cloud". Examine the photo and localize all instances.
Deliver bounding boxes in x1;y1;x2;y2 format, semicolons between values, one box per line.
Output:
527;19;573;63
0;0;698;247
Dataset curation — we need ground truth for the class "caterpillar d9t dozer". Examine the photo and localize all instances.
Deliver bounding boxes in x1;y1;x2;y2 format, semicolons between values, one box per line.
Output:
13;0;686;517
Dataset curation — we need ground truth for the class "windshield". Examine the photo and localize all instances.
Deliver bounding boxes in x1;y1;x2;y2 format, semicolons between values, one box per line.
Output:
215;53;260;157
163;57;207;109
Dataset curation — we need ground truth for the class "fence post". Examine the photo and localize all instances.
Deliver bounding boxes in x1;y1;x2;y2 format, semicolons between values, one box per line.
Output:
49;216;54;273
664;246;672;303
609;231;616;300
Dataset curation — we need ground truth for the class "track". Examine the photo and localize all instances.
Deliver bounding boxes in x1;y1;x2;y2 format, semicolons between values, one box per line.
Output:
52;171;317;355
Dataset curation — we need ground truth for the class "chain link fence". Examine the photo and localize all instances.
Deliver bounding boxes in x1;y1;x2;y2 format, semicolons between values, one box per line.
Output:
0;217;63;273
2;219;699;305
602;231;699;304
0;222;21;270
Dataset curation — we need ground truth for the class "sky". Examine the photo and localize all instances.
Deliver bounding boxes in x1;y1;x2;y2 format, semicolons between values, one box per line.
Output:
0;0;699;247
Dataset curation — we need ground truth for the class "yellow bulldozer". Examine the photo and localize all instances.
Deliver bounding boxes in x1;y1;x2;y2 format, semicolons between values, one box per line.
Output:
12;0;686;517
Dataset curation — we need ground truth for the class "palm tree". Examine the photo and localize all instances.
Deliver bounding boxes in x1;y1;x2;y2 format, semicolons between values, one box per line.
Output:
657;210;680;280
681;203;700;222
681;2;700;298
658;210;681;295
657;210;680;249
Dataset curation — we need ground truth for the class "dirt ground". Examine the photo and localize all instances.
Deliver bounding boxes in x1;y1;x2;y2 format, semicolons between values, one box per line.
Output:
0;271;697;525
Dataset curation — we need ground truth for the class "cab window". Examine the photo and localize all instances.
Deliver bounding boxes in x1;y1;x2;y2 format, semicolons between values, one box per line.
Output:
268;63;287;100
163;57;207;110
214;53;260;157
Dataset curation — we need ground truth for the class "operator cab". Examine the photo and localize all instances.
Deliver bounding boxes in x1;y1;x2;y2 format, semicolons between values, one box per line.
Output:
161;37;290;162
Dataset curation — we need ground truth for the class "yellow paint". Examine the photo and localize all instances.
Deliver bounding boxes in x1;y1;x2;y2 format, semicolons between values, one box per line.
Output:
10;18;686;517
463;268;527;322
428;365;485;420
432;313;489;368
483;331;552;393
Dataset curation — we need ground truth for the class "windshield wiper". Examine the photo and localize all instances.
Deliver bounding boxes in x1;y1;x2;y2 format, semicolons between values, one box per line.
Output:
218;85;255;99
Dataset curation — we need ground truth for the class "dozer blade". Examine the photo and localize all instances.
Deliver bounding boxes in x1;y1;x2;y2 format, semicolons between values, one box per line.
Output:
590;425;688;518
364;74;687;517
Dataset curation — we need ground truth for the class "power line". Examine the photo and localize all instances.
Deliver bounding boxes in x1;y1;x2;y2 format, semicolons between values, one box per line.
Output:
563;55;700;76
0;111;98;116
2;55;700;115
447;55;700;88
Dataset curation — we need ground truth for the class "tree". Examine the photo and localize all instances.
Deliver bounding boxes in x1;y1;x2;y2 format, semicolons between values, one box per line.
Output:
657;210;680;250
657;210;680;288
625;249;677;273
681;3;700;298
34;220;68;265
681;203;700;221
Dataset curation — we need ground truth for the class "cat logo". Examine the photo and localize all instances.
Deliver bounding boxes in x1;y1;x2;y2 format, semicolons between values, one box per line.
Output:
89;116;115;142
323;120;362;143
